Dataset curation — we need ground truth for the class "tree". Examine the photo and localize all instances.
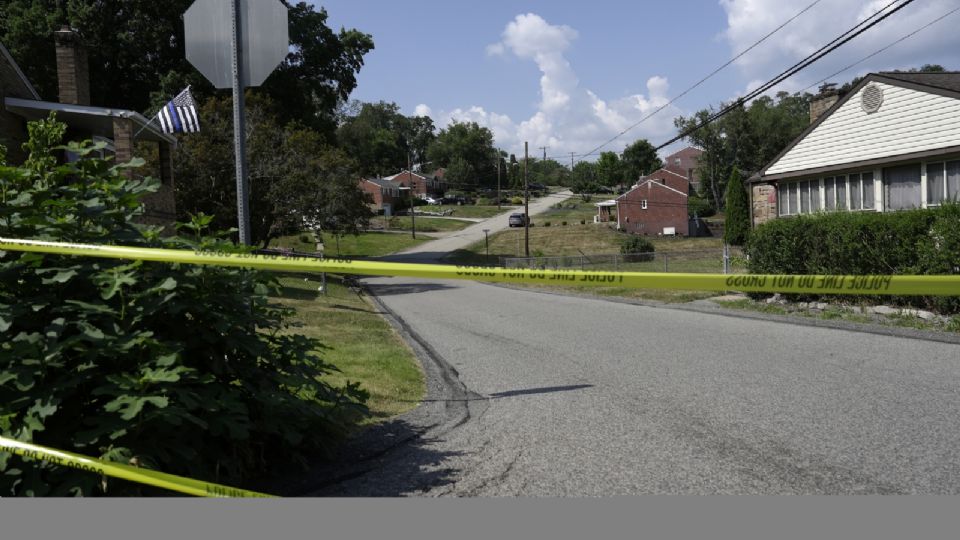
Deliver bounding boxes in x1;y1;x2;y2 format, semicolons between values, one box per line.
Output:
445;157;476;190
723;167;750;246
426;122;497;188
570;161;598;196
175;94;371;247
595;151;624;189
0;1;374;138
529;158;569;187
408;115;436;167
336;101;410;177
621;139;662;182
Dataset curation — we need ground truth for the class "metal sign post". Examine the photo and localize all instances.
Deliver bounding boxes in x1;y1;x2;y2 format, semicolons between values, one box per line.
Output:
184;0;289;245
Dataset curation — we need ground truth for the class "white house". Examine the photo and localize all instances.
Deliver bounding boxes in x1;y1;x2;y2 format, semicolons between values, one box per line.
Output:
750;72;960;225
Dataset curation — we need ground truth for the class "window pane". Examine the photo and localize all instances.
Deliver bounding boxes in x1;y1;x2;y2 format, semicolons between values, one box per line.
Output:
800;181;810;213
836;175;847;210
848;174;861;210
883;164;922;210
778;183;788;215
788;183;797;215
927;162;945;205
862;172;874;210
811;179;821;211
825;177;835;210
946;161;960;201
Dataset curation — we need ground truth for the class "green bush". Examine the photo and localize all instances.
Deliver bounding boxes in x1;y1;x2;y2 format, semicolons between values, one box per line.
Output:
0;114;367;496
561;221;567;226
620;235;655;256
544;221;551;227
747;205;960;311
510;196;524;205
688;195;716;218
476;197;492;206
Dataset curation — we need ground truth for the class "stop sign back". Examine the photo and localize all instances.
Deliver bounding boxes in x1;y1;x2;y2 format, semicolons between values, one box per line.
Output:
184;0;289;88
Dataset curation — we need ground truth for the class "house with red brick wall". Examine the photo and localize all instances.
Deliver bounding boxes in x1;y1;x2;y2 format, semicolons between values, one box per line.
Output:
359;177;402;214
1;29;177;228
660;146;703;193
387;170;446;197
637;166;690;194
616;179;689;236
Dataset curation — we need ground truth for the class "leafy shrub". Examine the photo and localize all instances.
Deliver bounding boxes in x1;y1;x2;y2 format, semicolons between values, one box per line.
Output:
476;197;492;206
543;221;551;227
299;233;312;244
620;235;655;261
0;114;367;496
561;221;567;226
688;195;716;218
747;205;960;312
510;196;523;205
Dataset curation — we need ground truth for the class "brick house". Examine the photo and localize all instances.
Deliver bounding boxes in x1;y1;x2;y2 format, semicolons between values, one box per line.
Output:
750;72;960;226
386;169;446;198
359;177;402;214
1;28;177;227
658;146;703;193
616;178;689;236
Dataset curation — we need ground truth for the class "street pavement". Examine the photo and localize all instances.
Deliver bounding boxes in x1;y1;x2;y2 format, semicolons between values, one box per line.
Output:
311;275;960;495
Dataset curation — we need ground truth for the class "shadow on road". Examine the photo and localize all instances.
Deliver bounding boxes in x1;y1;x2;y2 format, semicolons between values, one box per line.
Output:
267;418;464;497
408;384;594;403
364;282;458;296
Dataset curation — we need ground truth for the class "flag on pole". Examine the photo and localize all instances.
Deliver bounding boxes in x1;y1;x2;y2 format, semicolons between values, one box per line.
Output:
157;87;200;134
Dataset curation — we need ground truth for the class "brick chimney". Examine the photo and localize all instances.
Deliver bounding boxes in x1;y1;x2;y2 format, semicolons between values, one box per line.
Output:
809;82;838;124
54;26;90;106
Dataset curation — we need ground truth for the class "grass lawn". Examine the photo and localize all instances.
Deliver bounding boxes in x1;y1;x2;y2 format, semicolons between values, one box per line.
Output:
274;273;425;423
442;205;517;219
272;231;433;258
377;216;473;233
539;199;604;225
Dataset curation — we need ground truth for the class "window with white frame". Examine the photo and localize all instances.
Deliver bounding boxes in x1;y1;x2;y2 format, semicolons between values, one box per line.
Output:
927;160;960;205
824;177;835;210
847;172;876;211
641;199;648;210
883;164;921;210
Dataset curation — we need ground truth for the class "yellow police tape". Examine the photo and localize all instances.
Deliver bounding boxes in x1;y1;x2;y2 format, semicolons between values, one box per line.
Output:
1;237;959;296
0;435;274;497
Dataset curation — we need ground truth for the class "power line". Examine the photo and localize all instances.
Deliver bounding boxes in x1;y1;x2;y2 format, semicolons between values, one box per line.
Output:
656;0;915;151
566;0;826;161
802;4;960;93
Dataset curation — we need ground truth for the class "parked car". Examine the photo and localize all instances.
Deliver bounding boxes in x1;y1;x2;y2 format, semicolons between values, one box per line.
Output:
508;213;528;227
422;196;440;205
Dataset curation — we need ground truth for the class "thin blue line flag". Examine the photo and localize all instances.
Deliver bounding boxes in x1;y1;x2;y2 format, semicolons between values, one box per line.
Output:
157;87;200;134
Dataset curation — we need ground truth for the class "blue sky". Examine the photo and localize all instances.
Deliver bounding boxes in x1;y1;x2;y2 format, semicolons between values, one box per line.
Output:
314;0;960;159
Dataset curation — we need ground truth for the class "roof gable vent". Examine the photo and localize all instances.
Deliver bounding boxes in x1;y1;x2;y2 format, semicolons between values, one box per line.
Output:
861;84;884;114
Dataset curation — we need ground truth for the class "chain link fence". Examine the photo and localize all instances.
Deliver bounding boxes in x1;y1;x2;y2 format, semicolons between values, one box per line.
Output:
502;246;747;274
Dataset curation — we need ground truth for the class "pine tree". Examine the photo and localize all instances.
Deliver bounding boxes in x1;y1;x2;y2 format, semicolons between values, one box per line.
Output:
723;166;750;246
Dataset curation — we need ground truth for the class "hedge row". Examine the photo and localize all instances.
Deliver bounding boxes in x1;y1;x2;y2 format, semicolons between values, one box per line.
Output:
746;205;960;311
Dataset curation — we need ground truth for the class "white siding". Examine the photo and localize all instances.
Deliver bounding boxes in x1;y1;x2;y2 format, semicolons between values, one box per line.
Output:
767;82;960;175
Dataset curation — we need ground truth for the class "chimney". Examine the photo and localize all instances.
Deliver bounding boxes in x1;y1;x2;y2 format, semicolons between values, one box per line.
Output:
54;26;90;106
809;82;838;124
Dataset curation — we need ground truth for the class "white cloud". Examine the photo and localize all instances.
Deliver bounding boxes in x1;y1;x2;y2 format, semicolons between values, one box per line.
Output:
720;0;960;95
423;14;684;160
413;104;432;117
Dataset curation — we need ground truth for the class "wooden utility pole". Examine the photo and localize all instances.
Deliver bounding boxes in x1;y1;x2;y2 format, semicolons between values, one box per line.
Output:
524;141;529;257
496;149;502;210
408;154;416;239
569;152;576;170
539;146;548;161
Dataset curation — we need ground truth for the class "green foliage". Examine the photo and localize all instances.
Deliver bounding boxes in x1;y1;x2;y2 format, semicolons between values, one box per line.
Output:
336;101;435;177
0;2;373;137
510;196;523;205
571;161;598;195
723;167;750;246
620;235;655;255
746;205;960;312
687;195;716;218
475;197;492;206
427;122;497;187
174;94;371;247
621;139;662;181
445;157;476;190
595;152;624;188
0;114;367;496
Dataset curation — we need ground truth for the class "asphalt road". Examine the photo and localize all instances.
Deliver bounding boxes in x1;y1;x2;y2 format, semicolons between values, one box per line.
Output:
311;276;960;496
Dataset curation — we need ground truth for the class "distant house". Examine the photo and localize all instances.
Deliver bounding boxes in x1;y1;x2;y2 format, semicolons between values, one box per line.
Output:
750;72;960;226
386;169;446;197
359;177;402;214
1;28;177;227
616;178;689;236
658;146;704;193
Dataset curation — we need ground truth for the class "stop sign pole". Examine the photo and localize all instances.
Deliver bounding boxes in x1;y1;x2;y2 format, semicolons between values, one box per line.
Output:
184;0;289;246
230;0;250;245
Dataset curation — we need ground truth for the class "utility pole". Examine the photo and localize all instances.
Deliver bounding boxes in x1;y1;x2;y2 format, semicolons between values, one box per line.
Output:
539;146;548;161
408;154;416;239
524;141;529;257
569;152;576;170
496;149;502;210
